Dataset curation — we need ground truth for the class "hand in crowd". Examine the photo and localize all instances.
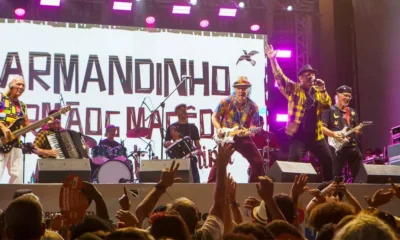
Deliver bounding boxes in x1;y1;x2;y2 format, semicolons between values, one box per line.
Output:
389;178;400;199
243;197;261;211
364;189;394;208
309;189;326;203
291;174;308;199
118;187;131;211
256;176;274;201
228;173;237;203
217;144;235;167
158;160;182;189
264;44;277;60
48;213;63;231
81;181;102;202
115;210;138;227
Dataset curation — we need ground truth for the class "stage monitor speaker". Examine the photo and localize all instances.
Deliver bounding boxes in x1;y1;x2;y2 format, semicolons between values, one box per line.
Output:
139;159;192;183
353;164;400;183
35;158;91;183
266;161;318;183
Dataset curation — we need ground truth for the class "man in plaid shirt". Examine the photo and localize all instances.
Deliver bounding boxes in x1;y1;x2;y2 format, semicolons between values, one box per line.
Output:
265;44;336;181
33;110;63;158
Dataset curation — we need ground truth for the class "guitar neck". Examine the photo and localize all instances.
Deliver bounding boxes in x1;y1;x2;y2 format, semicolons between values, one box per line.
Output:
343;125;361;137
13;113;61;137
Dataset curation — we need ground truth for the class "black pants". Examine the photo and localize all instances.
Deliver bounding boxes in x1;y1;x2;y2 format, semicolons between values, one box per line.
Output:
330;146;362;181
190;156;200;183
288;137;334;181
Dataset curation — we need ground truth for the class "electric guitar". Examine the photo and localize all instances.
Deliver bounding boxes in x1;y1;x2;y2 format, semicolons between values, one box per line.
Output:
328;121;372;152
0;106;71;153
213;126;262;144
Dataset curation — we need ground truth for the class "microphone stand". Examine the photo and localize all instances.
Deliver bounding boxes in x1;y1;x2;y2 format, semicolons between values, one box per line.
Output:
22;136;26;183
145;76;190;160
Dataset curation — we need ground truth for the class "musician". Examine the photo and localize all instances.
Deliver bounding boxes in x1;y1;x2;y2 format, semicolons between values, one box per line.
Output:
209;76;264;183
0;76;30;184
265;44;335;181
100;125;120;148
322;85;362;179
164;104;201;183
251;116;280;167
33;109;64;158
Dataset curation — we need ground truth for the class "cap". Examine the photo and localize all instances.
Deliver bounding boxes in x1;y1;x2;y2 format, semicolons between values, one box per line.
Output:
233;76;252;87
298;64;318;76
174;103;187;112
336;85;352;94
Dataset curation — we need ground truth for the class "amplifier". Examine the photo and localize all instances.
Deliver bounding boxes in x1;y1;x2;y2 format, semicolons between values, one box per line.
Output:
388;143;400;165
139;159;192;183
35;158;91;183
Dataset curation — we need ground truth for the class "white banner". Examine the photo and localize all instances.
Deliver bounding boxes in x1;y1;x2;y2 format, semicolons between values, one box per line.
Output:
0;19;268;183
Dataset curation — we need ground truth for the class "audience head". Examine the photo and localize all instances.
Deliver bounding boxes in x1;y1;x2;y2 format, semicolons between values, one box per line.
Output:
168;197;199;234
361;208;397;231
70;215;116;240
5;194;46;240
266;220;305;239
12;189;33;199
315;223;336;240
266;194;296;224
223;232;257;240
334;214;398;240
308;202;355;231
233;222;274;240
106;227;154;240
149;211;191;240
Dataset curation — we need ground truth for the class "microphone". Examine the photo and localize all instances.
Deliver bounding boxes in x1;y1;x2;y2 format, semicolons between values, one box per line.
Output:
140;97;147;108
60;94;66;107
181;75;192;80
119;178;131;183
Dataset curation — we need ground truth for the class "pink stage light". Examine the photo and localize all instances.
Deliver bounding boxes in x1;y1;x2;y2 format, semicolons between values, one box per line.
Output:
146;16;156;25
40;0;61;6
200;20;210;28
276;114;288;122
250;24;260;32
112;1;133;11
277;50;292;58
14;8;26;17
219;8;237;17
274;82;278;87
172;5;191;14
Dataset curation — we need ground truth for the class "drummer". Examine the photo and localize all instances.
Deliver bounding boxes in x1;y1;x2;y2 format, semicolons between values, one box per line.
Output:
164;103;201;183
100;125;120;148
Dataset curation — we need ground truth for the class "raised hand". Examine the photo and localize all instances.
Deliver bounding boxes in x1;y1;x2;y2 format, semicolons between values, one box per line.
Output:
115;210;138;227
158;160;182;188
389;178;400;199
217;144;235;168
365;189;394;208
264;44;278;60
256;176;274;201
291;174;309;198
243;197;261;211
118;187;131;211
81;181;102;202
228;173;237;202
48;213;63;231
309;189;326;203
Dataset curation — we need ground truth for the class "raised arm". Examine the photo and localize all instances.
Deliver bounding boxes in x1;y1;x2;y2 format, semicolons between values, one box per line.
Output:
265;44;296;96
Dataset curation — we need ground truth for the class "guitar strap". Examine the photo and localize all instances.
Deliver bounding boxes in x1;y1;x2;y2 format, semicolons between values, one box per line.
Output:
345;107;351;126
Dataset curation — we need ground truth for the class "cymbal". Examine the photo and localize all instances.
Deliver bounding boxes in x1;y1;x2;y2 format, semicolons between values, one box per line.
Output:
127;127;151;138
83;135;97;148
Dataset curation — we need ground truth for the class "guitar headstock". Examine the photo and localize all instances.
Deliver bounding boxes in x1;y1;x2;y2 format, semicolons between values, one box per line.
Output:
360;121;373;127
60;105;72;114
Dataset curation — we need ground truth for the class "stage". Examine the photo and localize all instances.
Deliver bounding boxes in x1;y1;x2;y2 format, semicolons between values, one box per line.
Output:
0;183;398;231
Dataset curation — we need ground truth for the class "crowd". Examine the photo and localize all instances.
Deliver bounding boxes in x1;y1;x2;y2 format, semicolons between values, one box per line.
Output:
1;144;400;240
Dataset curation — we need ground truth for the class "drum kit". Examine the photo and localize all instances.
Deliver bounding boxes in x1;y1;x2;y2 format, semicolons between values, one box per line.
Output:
88;127;152;183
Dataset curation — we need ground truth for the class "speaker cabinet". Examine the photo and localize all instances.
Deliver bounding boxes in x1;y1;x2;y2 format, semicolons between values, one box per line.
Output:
35;158;91;183
354;164;400;183
139;159;192;183
266;161;318;183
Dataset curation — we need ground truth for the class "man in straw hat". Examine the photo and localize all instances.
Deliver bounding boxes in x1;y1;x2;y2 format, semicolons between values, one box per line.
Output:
265;44;335;181
209;76;264;183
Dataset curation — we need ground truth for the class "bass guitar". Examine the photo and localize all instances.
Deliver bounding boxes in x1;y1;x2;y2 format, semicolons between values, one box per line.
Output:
213;126;262;145
328;121;372;152
0;106;71;153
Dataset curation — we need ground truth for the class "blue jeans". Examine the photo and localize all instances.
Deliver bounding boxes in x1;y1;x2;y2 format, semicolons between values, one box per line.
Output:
190;156;200;183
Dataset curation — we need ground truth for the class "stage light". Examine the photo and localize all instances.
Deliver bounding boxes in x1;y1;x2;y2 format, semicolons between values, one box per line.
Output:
172;5;191;14
146;16;156;25
274;82;278;87
287;5;293;11
112;1;133;11
276;50;292;58
40;0;61;6
200;20;210;28
190;0;197;5
219;8;237;17
238;2;245;8
276;114;288;122
14;8;26;17
250;24;260;32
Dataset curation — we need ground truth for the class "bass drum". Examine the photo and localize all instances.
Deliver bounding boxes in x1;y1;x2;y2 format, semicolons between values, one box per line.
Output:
109;145;128;162
91;146;110;165
92;160;132;183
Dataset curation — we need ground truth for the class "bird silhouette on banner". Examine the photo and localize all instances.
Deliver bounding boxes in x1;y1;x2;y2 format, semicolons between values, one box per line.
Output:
236;50;259;66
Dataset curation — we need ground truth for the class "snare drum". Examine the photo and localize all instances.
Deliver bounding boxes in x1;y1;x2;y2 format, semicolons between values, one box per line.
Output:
166;136;196;159
109;145;127;162
91;146;110;165
92;160;132;183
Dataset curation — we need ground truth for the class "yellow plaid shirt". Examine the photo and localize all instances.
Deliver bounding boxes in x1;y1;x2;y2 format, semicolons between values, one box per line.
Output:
34;129;54;150
274;67;332;140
